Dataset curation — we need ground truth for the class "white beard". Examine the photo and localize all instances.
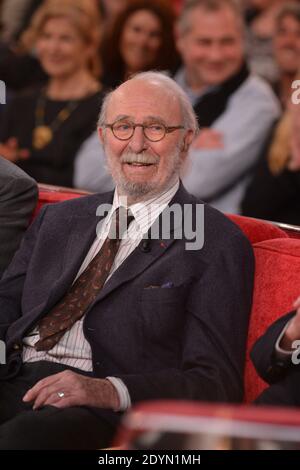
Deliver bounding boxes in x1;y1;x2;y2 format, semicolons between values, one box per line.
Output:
104;146;182;201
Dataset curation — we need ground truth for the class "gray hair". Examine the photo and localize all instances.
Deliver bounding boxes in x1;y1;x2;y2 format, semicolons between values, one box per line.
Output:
177;0;244;36
97;71;199;135
275;1;300;29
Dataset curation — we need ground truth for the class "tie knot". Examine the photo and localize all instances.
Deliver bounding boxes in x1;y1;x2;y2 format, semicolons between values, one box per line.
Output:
108;207;134;240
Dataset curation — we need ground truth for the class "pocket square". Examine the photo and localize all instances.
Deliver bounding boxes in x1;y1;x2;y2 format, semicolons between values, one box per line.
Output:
144;281;174;289
161;282;174;288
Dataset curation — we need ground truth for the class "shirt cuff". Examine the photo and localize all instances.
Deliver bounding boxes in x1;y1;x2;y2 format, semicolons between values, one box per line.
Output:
275;320;294;359
106;376;131;412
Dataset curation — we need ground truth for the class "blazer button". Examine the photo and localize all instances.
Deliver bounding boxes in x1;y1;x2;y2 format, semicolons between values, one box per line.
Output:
13;343;21;350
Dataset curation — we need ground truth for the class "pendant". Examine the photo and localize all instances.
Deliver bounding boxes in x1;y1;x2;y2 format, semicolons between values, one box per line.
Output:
32;126;53;150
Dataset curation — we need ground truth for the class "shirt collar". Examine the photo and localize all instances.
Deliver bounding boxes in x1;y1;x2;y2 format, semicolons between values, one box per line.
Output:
110;179;180;236
175;67;219;105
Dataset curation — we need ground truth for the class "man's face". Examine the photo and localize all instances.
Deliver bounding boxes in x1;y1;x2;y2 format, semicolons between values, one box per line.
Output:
177;7;244;88
99;80;190;200
274;14;300;76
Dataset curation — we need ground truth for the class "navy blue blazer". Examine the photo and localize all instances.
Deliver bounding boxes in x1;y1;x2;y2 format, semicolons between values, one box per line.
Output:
0;183;254;410
250;311;300;406
251;311;297;384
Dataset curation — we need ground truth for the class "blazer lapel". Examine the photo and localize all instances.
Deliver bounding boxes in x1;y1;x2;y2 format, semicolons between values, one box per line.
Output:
44;193;113;310
97;236;176;301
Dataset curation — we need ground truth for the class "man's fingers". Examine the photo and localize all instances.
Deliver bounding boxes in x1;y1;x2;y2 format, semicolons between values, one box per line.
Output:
32;387;53;410
32;382;66;410
23;373;64;402
51;397;75;409
43;391;83;409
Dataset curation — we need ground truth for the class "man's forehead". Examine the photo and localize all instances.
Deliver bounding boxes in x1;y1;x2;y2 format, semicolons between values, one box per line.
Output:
188;6;243;36
107;81;181;121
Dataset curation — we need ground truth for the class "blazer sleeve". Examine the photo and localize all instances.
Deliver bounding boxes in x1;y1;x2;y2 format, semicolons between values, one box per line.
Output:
0;205;47;342
0;165;38;275
250;311;296;384
116;232;255;404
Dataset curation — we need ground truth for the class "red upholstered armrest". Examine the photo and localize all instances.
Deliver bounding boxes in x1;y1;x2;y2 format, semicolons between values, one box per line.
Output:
33;183;91;219
245;238;300;403
115;400;300;449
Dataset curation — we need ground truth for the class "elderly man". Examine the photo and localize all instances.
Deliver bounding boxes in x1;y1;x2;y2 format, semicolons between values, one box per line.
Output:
0;157;37;276
175;0;280;214
0;72;254;449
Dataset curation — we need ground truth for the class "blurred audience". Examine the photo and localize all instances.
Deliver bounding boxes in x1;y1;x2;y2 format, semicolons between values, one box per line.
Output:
271;2;300;107
0;0;102;92
242;2;300;224
0;0;43;43
242;95;300;225
99;0;128;31
245;0;289;83
101;0;179;89
0;0;104;187
175;0;280;214
74;132;114;192
74;0;180;192
0;156;37;277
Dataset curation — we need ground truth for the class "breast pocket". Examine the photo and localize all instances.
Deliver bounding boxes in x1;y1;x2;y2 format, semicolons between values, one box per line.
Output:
139;284;189;342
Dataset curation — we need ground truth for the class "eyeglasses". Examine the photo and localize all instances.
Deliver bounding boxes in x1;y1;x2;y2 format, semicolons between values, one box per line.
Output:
104;120;185;142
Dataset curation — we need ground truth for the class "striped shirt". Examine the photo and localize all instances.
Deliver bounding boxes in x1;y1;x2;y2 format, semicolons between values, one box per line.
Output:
22;180;179;408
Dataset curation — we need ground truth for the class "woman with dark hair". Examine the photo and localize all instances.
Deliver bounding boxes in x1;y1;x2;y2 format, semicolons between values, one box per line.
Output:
101;0;180;89
0;0;105;188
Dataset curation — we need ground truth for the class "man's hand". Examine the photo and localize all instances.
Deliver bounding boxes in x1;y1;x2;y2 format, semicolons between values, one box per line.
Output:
191;129;224;150
22;370;120;410
0;137;30;162
280;297;300;350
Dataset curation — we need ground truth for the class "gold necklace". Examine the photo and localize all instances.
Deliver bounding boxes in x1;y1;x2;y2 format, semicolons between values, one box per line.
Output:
32;91;79;150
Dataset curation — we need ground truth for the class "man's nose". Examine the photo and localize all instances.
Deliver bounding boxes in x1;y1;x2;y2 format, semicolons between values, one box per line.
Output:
128;126;148;153
209;44;223;62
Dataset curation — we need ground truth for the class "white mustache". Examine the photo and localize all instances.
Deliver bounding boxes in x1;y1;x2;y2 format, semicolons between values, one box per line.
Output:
121;153;159;165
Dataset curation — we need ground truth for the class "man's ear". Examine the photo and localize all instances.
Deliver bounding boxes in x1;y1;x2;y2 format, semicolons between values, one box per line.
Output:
181;130;195;152
98;127;104;144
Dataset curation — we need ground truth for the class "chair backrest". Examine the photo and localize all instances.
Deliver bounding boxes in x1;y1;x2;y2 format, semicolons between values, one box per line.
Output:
33;184;89;219
227;213;288;244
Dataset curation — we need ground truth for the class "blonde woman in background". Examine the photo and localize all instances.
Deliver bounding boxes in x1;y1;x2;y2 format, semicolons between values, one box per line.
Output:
242;74;300;225
0;0;105;187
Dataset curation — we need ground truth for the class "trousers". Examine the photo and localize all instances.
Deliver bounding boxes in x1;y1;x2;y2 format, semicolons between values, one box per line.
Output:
0;361;116;449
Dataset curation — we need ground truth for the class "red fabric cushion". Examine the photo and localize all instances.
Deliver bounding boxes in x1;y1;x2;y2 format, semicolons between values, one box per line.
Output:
227;214;288;244
245;238;300;403
32;185;87;219
115;400;300;447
